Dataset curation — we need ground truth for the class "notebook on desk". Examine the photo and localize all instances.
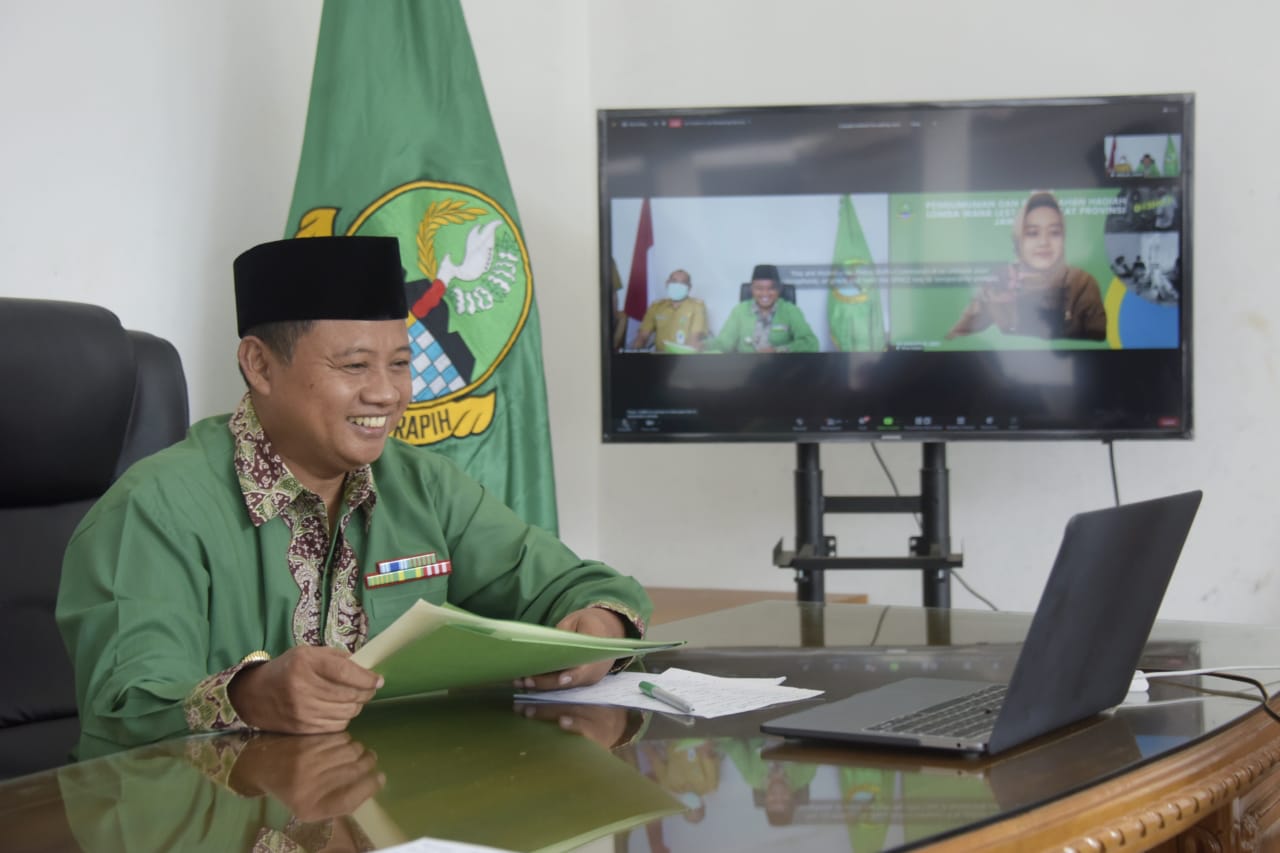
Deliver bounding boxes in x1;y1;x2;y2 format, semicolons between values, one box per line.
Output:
761;490;1202;756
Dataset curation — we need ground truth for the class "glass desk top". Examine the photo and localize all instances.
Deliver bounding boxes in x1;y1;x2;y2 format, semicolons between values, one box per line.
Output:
5;601;1279;852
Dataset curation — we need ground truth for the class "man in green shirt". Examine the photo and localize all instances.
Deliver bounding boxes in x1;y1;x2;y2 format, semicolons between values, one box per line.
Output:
56;236;651;752
705;264;819;353
718;737;818;826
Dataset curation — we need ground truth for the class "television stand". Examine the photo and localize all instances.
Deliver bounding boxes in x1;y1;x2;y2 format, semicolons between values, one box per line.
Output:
773;441;963;608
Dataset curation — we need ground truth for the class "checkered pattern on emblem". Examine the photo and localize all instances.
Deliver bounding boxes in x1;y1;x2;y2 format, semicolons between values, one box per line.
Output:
408;319;466;400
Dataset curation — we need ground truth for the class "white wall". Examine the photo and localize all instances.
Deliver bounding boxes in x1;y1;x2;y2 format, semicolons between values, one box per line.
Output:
3;0;1278;624
0;1;320;420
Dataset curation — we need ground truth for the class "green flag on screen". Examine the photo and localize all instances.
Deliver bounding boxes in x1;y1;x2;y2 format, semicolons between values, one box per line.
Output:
827;195;885;352
286;0;558;532
1163;134;1180;178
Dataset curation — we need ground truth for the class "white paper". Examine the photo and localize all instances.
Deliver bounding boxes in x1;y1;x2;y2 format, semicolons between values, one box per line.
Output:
379;840;516;853
515;667;823;718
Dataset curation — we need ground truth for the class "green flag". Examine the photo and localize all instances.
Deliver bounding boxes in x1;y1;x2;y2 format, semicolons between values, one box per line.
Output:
286;0;558;532
827;195;885;352
1163;134;1180;178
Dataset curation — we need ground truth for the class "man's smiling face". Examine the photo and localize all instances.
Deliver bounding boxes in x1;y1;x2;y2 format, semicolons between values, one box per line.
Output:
251;319;412;493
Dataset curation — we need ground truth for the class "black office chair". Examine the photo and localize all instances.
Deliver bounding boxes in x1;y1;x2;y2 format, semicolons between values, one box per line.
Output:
738;282;797;303
0;298;189;779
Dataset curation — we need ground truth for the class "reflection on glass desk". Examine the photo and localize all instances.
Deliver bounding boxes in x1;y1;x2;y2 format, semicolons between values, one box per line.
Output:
5;601;1280;852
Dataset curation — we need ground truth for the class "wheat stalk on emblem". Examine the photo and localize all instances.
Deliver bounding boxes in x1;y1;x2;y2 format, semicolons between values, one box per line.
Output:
416;198;487;280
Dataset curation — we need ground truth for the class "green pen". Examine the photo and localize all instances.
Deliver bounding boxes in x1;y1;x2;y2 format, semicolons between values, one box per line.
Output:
638;680;695;714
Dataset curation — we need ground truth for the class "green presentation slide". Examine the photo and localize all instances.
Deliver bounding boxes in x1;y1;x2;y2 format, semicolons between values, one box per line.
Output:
887;190;1122;351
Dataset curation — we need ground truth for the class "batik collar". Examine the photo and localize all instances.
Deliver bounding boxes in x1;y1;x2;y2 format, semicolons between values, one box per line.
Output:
227;393;377;527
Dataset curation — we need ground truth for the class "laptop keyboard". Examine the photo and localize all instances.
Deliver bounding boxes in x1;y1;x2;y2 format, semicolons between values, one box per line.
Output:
867;684;1007;740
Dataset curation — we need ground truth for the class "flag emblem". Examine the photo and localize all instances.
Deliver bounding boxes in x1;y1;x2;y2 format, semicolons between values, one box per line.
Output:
296;180;532;447
284;0;559;532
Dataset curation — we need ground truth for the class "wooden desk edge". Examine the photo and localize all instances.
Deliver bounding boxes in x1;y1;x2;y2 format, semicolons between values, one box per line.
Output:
926;704;1280;852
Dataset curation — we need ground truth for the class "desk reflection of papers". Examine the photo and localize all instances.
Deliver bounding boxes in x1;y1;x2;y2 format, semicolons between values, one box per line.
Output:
53;696;682;853
348;699;681;852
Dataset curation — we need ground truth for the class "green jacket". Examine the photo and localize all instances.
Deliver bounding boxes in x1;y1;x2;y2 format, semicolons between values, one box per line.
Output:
706;299;819;353
57;410;650;751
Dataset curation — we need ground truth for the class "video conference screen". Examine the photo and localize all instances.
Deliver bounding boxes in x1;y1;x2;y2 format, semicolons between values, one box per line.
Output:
598;95;1193;442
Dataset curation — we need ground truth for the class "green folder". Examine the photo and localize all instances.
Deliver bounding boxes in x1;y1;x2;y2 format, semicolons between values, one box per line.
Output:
50;697;683;853
352;600;684;701
349;697;685;852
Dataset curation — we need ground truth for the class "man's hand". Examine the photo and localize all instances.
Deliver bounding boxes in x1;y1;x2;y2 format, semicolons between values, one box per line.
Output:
515;607;627;691
513;702;631;749
228;646;383;734
228;732;384;821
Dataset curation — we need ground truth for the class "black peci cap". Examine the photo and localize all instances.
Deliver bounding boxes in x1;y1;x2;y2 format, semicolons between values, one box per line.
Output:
233;236;408;337
751;263;780;284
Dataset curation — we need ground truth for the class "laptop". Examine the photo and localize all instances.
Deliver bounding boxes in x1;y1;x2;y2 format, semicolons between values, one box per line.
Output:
760;707;1145;814
761;490;1202;755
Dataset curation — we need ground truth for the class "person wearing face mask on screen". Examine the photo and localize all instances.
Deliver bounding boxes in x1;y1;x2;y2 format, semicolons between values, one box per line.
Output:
628;269;709;353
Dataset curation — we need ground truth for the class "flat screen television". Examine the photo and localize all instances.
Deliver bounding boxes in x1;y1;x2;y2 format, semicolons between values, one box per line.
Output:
598;94;1193;442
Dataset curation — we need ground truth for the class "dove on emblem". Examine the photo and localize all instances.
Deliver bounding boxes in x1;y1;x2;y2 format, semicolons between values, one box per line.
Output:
438;219;500;286
403;218;504;398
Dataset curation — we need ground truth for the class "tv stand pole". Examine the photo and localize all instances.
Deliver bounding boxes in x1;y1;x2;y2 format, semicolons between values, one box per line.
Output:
918;442;953;609
794;443;826;603
777;440;961;609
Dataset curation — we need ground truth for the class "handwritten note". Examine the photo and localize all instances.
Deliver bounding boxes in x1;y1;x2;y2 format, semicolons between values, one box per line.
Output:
515;667;822;718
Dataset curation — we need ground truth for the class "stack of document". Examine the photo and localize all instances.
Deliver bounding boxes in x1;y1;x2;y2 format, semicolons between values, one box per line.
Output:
516;667;823;718
351;600;684;701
